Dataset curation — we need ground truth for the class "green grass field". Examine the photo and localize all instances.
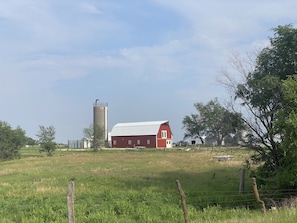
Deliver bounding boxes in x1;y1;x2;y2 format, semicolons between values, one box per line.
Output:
0;147;296;222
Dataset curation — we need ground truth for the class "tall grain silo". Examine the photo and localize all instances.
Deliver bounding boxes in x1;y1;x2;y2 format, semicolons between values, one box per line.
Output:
93;99;108;147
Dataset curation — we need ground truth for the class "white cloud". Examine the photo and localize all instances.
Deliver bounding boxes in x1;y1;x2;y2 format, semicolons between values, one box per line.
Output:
119;44;183;81
79;2;103;14
0;1;47;20
153;0;297;45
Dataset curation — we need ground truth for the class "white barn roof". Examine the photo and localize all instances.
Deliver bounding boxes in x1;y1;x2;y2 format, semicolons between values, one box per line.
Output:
111;120;169;137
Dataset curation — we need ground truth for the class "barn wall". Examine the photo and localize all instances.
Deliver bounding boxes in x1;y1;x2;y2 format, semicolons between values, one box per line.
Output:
157;123;173;148
111;135;156;148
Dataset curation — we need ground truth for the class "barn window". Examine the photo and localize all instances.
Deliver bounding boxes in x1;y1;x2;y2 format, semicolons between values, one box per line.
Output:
147;139;150;144
137;139;140;145
128;140;132;145
161;130;167;138
113;140;117;145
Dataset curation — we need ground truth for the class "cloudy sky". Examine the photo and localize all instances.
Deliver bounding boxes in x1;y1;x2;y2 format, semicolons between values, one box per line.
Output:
0;1;296;143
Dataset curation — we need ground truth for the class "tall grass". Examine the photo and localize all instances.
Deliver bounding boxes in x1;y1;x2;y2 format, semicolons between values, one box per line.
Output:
0;147;295;222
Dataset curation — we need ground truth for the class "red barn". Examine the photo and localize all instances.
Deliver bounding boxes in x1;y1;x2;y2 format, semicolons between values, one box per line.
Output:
110;120;173;148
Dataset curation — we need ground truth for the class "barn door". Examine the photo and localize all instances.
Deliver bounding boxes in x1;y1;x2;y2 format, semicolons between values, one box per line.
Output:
166;140;172;148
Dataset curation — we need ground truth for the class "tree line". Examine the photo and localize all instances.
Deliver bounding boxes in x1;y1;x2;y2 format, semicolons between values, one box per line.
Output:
0;123;56;160
0;120;106;160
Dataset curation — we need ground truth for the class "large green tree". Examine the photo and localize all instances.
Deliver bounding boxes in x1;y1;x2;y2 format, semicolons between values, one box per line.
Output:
36;125;56;156
183;99;244;146
221;25;297;187
0;121;26;161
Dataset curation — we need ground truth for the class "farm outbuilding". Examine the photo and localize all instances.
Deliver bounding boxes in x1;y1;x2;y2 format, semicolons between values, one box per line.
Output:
110;120;173;149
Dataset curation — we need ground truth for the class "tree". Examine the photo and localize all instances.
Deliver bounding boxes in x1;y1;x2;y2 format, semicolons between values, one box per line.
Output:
182;114;206;144
93;125;105;150
238;25;297;170
36;125;56;156
274;75;297;188
183;99;245;146
83;124;105;151
83;124;94;139
219;25;297;187
26;137;38;146
0;121;26;161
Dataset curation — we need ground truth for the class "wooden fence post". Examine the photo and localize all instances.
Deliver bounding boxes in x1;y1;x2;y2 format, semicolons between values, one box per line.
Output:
67;180;75;223
239;168;245;194
176;180;189;223
252;177;266;215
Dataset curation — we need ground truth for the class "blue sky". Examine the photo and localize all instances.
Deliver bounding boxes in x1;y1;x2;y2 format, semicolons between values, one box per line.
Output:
1;1;297;143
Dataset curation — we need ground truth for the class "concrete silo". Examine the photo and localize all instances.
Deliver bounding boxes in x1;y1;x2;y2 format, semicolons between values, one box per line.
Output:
93;99;108;147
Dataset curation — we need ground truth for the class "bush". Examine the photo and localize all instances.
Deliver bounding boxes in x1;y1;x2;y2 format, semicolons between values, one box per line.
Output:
0;121;26;161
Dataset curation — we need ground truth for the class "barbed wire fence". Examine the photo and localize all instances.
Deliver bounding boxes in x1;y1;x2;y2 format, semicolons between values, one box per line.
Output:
175;177;297;222
67;177;297;222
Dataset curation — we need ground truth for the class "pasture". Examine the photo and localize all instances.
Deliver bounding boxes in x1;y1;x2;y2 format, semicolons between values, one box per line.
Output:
0;147;296;222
